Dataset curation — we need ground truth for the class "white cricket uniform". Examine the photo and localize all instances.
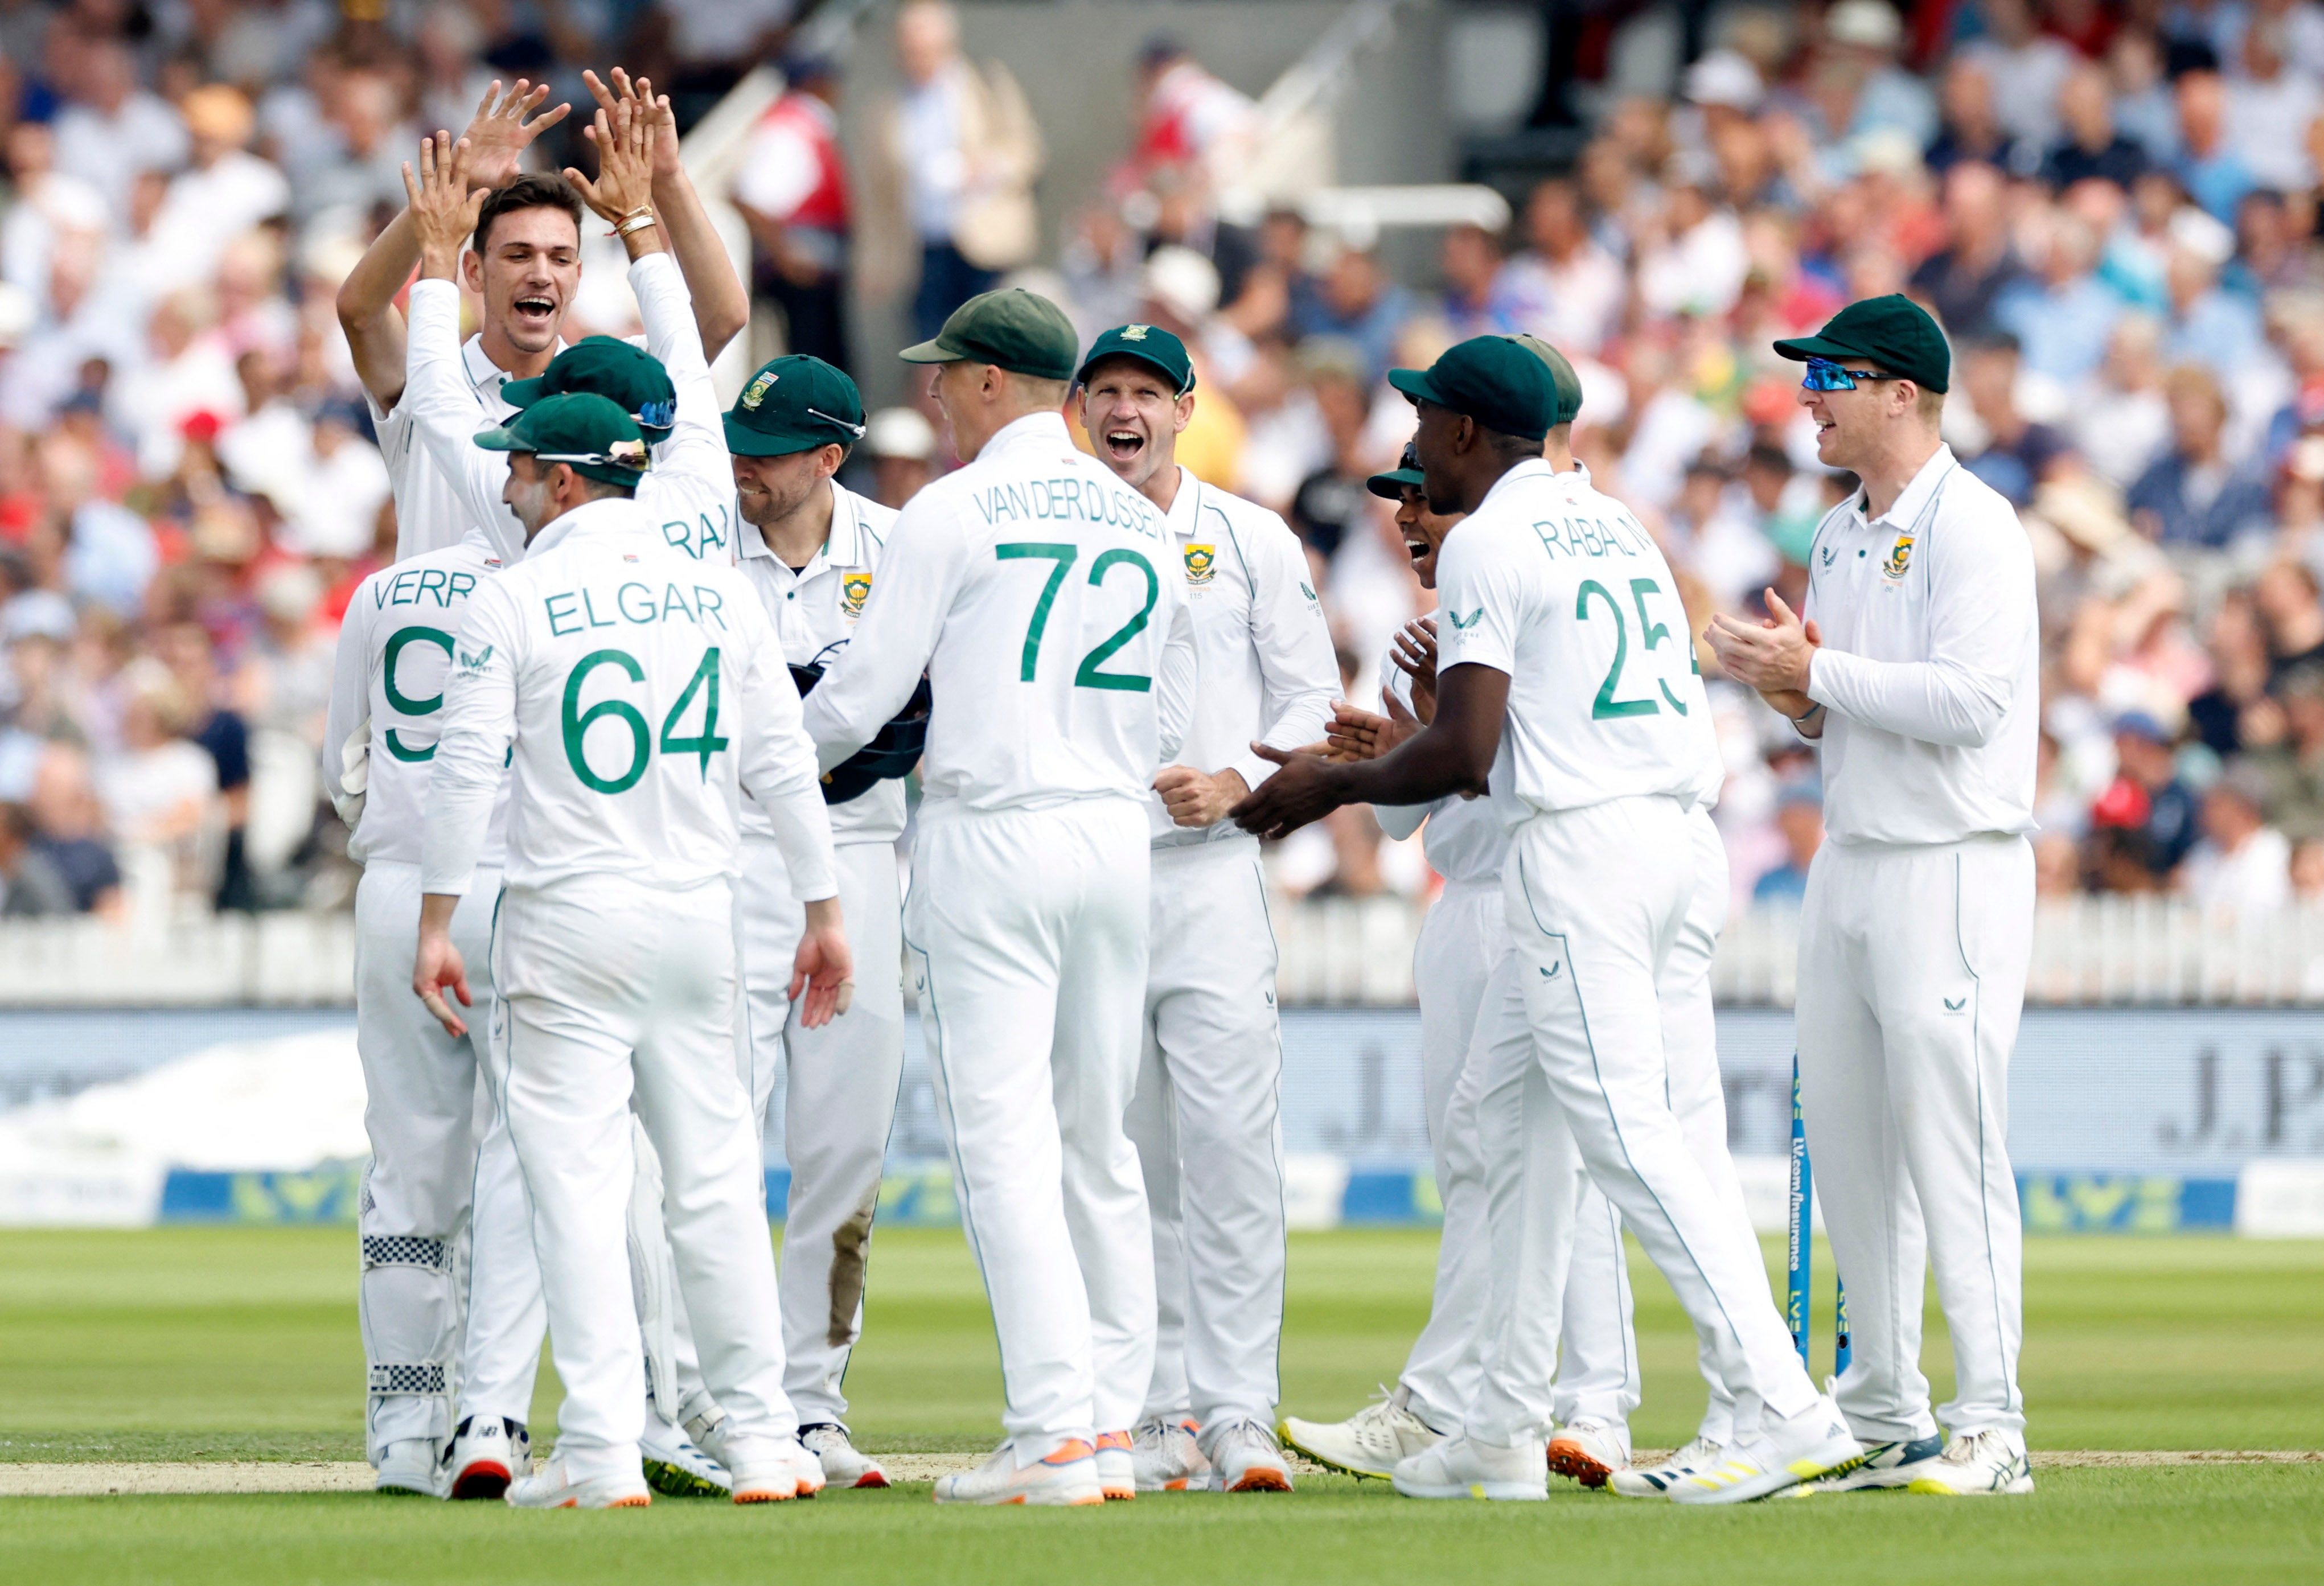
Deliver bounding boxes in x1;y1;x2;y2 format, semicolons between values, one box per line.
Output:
321;530;511;1464
1435;458;1821;1445
1126;466;1337;1437
389;254;738;565
1795;445;2038;1444
801;410;1197;1461
731;479;908;1429
422;495;840;1484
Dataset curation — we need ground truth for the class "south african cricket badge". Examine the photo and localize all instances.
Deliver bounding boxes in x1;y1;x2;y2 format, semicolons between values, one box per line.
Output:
740;369;777;409
1183;544;1216;587
1882;530;1915;580
841;573;872;618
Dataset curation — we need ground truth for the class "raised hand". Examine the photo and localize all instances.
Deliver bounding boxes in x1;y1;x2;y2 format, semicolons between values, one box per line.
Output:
459;79;571;191
400;133;486;281
1390;617;1439;724
585;68;684;182
565;99;656;228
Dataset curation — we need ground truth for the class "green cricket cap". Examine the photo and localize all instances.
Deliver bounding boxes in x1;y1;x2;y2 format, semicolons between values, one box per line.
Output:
899;287;1079;381
1387;335;1559;443
502;336;678;434
474;391;650;489
1773;293;1950;393
1366;441;1424;501
1077;323;1196;396
1507;334;1585;426
725;355;867;457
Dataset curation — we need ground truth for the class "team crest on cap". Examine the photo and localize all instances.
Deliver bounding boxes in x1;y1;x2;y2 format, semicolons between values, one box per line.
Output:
1882;530;1915;580
841;573;873;618
741;369;778;410
1183;544;1216;586
1122;324;1151;340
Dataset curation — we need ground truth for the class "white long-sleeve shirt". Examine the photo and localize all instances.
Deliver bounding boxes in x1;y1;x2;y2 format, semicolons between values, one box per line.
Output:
735;479;905;845
1373;629;1508;885
800;410;1197;819
1801;445;2039;847
1435;458;1721;819
1150;466;1337;847
393;254;738;565
420;496;836;900
322;528;510;868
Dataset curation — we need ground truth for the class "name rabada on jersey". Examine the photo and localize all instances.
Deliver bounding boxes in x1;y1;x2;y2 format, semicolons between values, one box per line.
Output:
660;505;732;560
541;580;734;638
1526;509;1654;561
967;473;1166;538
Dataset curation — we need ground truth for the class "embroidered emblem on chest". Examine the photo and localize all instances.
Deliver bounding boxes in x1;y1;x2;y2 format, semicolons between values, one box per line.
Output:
1183;544;1216;587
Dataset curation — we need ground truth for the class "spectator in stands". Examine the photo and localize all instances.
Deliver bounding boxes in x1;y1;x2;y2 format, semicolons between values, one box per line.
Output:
733;54;853;368
2250;661;2324;841
2171;68;2255;224
1126;35;1260;191
2227;20;2318;195
864;0;1044;342
2105;711;2204;877
1925;55;2025;176
0;798;72;916
2072;313;2174;488
859;407;938;510
1504;178;1625;356
154;622;251;911
2159;206;2264;376
1438;223;1537;340
1288;243;1413;384
49;32;188;221
137;86;289;299
1958;334;2076;507
2129;365;2273;545
1995;212;2122;383
2257;560;2324;680
2182;761;2294;914
2043;62;2151;190
1802;0;1937;151
1751;779;1824;907
1909;161;2022;337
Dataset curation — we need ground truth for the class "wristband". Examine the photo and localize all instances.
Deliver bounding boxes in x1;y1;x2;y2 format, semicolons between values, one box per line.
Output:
611;208;657;238
1790;702;1824;726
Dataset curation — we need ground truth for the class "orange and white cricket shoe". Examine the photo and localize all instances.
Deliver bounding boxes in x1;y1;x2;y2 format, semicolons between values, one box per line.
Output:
1131;1417;1211;1492
1206;1418;1294;1493
1094;1429;1136;1500
799;1422;889;1489
730;1439;828;1503
1547;1416;1632;1489
933;1440;1106;1506
504;1458;651;1509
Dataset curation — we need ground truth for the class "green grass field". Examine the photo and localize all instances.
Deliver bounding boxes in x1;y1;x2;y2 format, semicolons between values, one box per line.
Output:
2;1227;2320;1584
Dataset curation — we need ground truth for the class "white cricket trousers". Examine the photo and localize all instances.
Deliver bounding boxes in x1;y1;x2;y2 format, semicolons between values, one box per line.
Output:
1126;837;1287;1431
1498;795;1820;1436
905;798;1155;1461
493;873;795;1482
736;835;908;1426
1795;835;2032;1443
353;858;499;1463
1399;878;1637;1436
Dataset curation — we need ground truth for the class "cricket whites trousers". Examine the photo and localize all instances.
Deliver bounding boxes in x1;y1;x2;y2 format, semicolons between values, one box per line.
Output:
906;798;1156;1462
1127;836;1286;1435
737;835;908;1427
1402;876;1638;1437
1795;833;2033;1443
353;858;500;1464
492;873;796;1482
1488;795;1821;1441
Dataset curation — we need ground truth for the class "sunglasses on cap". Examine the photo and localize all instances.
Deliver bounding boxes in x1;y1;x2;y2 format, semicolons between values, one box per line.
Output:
1801;358;1908;392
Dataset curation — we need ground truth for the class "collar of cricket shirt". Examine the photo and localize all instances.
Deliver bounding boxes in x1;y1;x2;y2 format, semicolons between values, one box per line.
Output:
466;332;570;410
739;480;863;578
524;494;647;558
1164;465;1207;540
1475;454;1561;512
1863;442;1958;531
983;409;1073;458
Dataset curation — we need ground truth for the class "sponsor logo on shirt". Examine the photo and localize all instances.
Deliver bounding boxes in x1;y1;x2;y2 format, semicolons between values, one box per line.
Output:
842;572;873;619
1446;606;1484;631
1183;544;1216;586
1882;531;1915;580
457;644;494;673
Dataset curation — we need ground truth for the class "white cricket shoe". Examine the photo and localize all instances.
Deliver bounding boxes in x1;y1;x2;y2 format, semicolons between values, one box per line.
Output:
1205;1417;1294;1493
506;1457;651;1509
1611;1436;1721;1499
373;1438;443;1498
446;1416;529;1500
1547;1416;1631;1489
1280;1386;1444;1480
1391;1435;1547;1501
1131;1417;1212;1492
932;1440;1105;1506
1904;1429;2035;1495
1669;1394;1861;1505
799;1422;889;1489
730;1438;827;1503
640;1411;731;1498
1787;1432;1945;1494
1093;1429;1135;1501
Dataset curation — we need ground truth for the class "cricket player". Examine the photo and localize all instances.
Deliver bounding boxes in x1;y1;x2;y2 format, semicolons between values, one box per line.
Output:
414;391;851;1509
323;525;508;1495
397;113;738;1498
722;352;908;1490
800;289;1198;1506
336;72;747;565
1235;336;1859;1505
1073;323;1338;1495
1705;294;2039;1497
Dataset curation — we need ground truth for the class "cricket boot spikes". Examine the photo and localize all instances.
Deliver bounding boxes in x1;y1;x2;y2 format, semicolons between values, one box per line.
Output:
1280;1386;1444;1480
1205;1417;1295;1493
729;1436;828;1503
641;1409;731;1498
1547;1416;1632;1489
933;1440;1106;1506
1093;1429;1136;1500
1391;1434;1549;1501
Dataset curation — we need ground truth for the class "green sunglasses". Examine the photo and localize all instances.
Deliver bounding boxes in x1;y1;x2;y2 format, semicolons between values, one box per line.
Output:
1802;358;1907;392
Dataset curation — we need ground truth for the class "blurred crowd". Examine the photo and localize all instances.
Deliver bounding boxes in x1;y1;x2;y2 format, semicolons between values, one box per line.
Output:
12;0;2324;924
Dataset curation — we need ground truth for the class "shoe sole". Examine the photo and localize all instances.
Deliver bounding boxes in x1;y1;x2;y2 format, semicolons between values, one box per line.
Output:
1225;1467;1292;1493
1670;1440;1864;1507
1906;1476;2036;1496
448;1461;511;1501
933;1489;1106;1506
1278;1421;1393;1482
733;1482;818;1503
851;1472;892;1490
643;1460;731;1499
1391;1476;1546;1501
515;1492;651;1509
1547;1440;1620;1489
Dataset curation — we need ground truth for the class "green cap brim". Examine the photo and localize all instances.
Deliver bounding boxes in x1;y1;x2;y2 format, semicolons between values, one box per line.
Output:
723;415;835;458
1772;334;1869;365
475;425;523;451
500;374;549;408
898;336;965;364
1366;467;1424;500
1386;368;1439;405
1075;348;1194;395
